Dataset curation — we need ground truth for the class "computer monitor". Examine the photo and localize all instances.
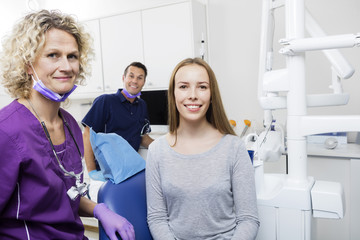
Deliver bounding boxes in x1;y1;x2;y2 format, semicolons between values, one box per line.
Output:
140;89;168;126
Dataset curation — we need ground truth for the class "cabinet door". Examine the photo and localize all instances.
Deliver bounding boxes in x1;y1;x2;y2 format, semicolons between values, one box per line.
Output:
307;156;350;240
142;2;194;89
100;12;144;92
76;19;104;95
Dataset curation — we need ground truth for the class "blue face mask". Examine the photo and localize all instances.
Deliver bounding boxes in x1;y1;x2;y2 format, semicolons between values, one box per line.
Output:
30;64;77;102
122;88;141;99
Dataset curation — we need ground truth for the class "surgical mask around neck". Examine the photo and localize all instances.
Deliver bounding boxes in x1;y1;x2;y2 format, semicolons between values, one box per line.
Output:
30;64;77;102
122;88;141;99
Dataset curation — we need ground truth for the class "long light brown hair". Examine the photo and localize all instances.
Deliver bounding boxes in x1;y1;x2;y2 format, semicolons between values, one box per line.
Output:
167;58;235;143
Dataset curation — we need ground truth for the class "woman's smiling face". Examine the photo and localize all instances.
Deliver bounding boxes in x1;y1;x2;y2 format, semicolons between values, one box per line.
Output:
174;64;211;124
28;28;80;95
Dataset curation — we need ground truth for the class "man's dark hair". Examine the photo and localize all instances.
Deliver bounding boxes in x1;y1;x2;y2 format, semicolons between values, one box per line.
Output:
124;62;147;78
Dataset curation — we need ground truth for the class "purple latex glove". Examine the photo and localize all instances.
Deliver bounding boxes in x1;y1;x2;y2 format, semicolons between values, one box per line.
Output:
94;203;135;240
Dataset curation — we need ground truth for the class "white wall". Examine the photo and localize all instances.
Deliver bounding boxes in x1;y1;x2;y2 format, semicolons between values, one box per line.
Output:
0;0;30;108
0;0;29;52
207;0;264;132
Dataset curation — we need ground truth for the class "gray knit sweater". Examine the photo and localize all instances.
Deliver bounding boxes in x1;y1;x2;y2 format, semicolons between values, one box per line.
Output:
146;134;259;240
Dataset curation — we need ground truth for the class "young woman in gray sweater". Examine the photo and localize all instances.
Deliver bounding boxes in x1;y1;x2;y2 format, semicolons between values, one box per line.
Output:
146;58;259;240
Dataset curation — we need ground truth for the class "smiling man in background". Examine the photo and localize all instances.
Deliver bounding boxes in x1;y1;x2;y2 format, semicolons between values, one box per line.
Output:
82;62;153;184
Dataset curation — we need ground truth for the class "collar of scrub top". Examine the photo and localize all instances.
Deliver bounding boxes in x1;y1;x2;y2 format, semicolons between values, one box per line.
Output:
27;99;88;200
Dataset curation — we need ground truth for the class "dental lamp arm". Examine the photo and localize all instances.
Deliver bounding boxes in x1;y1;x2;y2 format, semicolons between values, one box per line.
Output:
279;33;360;55
305;9;355;79
293;115;360;137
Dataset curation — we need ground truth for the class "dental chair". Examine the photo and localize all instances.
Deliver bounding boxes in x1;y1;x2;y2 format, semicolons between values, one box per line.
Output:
97;170;153;240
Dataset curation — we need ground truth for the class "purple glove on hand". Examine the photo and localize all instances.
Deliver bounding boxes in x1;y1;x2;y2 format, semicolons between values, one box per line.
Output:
94;203;135;240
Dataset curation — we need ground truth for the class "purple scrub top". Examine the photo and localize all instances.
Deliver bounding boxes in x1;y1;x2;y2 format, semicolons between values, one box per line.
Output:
0;100;88;240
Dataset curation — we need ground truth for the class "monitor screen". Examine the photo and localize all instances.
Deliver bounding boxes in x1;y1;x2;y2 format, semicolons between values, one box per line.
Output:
140;90;168;126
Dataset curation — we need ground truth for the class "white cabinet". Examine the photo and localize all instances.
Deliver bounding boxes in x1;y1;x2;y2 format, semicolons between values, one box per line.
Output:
350;159;360;240
73;0;207;98
142;1;207;89
75;19;103;96
261;144;360;240
307;144;360;240
100;11;144;91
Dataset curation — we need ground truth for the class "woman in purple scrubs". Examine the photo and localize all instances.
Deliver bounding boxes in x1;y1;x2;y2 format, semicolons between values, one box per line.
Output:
0;10;135;240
